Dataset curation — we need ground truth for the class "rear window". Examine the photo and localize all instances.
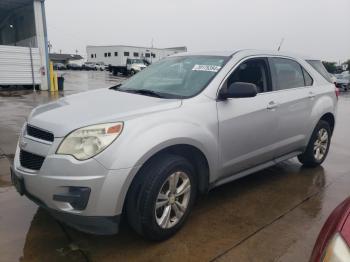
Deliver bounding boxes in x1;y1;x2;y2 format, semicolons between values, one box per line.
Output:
306;60;332;83
270;58;305;90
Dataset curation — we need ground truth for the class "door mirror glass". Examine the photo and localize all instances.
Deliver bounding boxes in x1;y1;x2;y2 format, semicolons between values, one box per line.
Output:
220;82;258;99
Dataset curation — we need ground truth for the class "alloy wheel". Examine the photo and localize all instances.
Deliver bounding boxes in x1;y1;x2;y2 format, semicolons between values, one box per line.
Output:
313;128;329;161
155;171;191;229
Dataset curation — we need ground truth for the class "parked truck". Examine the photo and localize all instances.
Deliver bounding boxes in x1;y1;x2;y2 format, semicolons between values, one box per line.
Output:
86;45;187;76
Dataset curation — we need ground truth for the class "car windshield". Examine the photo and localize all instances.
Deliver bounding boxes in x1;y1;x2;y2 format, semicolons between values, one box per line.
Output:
118;56;227;98
130;59;144;64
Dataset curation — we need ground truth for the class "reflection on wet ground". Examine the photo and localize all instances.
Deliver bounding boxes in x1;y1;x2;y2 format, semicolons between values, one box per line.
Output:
1;74;350;262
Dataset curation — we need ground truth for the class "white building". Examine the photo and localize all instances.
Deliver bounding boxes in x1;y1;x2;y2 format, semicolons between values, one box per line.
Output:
0;0;49;90
86;45;187;74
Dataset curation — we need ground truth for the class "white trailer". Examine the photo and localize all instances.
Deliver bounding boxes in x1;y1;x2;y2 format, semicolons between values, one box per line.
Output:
86;45;187;75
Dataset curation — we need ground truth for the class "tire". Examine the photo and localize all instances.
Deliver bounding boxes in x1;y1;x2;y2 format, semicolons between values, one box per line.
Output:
126;154;197;241
130;70;136;76
298;120;331;167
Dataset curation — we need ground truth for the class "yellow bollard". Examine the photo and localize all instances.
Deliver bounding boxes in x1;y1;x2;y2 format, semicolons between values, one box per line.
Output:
54;72;58;92
49;62;55;92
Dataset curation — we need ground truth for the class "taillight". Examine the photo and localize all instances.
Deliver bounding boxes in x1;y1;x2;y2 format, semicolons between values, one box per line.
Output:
335;85;340;100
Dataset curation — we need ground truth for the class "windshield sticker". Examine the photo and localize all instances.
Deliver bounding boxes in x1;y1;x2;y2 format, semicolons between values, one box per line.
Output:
192;64;222;72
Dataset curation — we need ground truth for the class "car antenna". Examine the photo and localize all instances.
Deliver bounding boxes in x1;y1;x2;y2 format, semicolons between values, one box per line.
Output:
277;38;284;51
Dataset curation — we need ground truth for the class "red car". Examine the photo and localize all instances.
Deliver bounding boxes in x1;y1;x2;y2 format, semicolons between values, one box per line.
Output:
310;197;350;261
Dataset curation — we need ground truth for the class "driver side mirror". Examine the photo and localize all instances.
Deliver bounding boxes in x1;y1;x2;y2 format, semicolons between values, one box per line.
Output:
219;82;258;99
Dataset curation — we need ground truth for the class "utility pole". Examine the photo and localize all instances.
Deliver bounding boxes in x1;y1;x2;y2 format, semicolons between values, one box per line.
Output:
48;40;52;53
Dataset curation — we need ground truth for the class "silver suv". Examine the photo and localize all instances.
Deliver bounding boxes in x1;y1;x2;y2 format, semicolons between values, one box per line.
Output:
11;50;337;240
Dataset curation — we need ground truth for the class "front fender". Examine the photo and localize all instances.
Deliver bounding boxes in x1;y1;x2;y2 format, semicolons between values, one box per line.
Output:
97;119;219;174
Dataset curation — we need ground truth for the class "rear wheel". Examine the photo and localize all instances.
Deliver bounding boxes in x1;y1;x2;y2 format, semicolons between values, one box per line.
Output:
126;154;197;241
298;120;331;167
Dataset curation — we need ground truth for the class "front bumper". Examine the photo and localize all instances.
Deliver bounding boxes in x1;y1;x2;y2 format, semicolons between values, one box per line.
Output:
11;166;120;234
12;138;137;234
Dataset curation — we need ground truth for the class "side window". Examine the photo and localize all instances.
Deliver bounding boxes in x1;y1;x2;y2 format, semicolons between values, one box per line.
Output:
227;58;271;93
124;52;130;57
302;68;313;86
270;58;305;90
108;52;111;57
104;53;107;57
134;52;139;57
114;52;118;57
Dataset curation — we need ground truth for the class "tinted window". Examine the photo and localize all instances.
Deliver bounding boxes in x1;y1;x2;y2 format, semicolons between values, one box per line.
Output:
302;68;313;86
307;60;333;83
270;58;305;90
227;58;270;93
145;53;150;58
124;52;130;57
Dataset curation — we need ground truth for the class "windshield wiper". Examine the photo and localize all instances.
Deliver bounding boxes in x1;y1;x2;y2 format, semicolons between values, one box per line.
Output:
110;86;173;98
121;89;165;98
109;84;122;90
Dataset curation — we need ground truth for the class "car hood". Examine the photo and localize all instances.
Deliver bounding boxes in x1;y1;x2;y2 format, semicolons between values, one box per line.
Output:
133;64;146;68
28;88;182;137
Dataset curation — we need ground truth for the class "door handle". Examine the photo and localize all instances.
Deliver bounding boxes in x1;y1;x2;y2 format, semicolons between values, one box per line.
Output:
267;101;279;110
308;91;316;99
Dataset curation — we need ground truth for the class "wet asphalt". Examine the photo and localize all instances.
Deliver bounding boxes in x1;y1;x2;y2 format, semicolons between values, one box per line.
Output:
0;71;349;262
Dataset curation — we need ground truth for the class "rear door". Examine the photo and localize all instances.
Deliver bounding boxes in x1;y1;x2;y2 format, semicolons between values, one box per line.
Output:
268;57;315;158
217;57;280;177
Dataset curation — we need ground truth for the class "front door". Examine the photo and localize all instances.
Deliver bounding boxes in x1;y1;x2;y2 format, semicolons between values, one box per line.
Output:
217;57;280;178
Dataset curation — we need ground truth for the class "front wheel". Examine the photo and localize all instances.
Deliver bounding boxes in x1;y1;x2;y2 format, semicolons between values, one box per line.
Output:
298;120;331;167
126;154;197;241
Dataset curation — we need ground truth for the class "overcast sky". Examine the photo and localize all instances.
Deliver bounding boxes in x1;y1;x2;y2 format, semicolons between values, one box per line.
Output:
45;0;350;62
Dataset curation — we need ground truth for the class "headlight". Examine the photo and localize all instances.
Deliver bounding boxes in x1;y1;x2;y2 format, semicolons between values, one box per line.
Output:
322;233;350;262
57;122;123;160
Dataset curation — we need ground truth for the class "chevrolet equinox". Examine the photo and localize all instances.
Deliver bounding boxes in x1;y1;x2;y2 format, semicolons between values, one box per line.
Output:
11;50;337;240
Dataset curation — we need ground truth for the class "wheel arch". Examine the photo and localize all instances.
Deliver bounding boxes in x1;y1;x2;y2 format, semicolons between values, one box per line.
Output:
320;112;335;134
121;143;211;214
